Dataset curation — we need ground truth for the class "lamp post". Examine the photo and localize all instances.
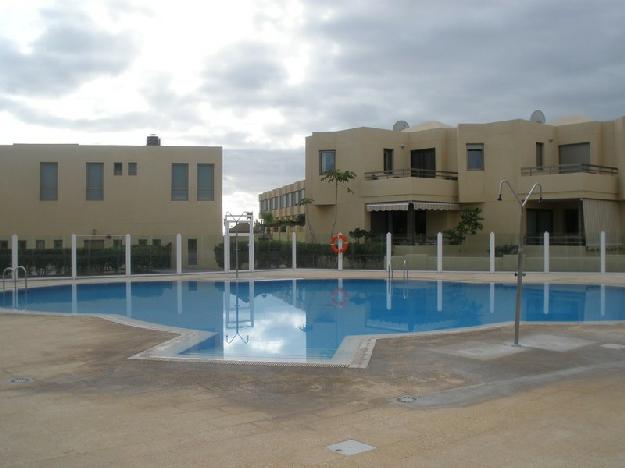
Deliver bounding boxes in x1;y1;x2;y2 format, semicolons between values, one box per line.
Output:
497;179;543;345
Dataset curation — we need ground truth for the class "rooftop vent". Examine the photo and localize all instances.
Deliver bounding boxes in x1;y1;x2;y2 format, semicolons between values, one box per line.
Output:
392;120;409;132
147;134;161;146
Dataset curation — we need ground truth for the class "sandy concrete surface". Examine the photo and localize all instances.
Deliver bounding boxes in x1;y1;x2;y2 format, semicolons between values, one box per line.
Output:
2;308;625;467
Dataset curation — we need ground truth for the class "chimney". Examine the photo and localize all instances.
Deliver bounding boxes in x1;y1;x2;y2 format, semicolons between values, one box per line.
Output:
147;134;161;146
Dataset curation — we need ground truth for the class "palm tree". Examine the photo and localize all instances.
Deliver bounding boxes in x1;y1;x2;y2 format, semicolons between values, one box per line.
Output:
320;169;357;235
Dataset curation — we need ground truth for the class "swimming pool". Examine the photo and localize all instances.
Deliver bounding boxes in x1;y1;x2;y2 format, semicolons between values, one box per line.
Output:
1;279;623;363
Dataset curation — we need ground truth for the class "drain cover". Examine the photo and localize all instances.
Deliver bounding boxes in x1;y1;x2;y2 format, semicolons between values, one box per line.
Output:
9;377;33;385
601;343;625;350
397;395;417;403
327;439;375;456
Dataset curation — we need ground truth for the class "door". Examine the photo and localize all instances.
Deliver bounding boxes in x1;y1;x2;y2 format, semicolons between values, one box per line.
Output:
411;148;436;178
187;238;198;266
526;209;553;244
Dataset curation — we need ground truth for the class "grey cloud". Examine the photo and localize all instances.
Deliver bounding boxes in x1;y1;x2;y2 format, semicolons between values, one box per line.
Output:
0;7;136;96
222;149;304;196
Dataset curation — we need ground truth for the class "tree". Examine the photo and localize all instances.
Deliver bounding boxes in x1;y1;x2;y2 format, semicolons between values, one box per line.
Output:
443;207;484;245
349;227;368;244
298;197;315;242
320;169;357;235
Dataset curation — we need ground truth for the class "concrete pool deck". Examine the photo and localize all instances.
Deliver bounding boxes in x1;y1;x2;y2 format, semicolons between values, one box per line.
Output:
2;270;625;466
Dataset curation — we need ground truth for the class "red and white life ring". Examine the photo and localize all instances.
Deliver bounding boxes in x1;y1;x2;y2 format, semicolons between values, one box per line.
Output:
330;232;349;254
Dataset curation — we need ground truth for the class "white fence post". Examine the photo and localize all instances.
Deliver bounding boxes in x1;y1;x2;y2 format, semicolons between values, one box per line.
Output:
176;233;182;274
71;234;77;279
437;232;443;273
385;232;392;271
248;215;255;272
292;232;297;270
11;235;18;279
489;232;495;273
223;232;230;273
544;231;550;273
600;230;606;274
125;234;131;277
338;237;343;271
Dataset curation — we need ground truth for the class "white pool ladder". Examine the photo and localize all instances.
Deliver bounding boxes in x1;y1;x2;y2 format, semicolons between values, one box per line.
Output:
2;266;28;294
387;256;408;281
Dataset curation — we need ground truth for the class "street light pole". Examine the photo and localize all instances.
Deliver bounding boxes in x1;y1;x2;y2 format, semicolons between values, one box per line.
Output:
497;179;543;345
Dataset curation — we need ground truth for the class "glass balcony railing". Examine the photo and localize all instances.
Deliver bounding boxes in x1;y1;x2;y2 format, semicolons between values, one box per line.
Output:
364;169;458;180
521;163;618;176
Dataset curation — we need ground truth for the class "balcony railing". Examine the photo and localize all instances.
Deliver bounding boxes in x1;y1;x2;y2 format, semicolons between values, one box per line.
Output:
521;163;618;176
365;169;458;180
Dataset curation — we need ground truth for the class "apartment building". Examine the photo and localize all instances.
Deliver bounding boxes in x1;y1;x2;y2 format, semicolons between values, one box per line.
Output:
0;137;222;268
262;115;625;246
258;180;306;238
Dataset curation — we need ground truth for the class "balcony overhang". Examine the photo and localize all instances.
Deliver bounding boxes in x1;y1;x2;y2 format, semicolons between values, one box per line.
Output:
366;201;461;212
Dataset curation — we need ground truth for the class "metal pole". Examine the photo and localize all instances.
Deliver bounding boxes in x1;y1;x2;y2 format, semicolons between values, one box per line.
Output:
235;231;239;279
514;207;525;345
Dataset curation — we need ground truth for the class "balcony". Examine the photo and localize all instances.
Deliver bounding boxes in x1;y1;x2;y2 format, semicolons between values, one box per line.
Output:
362;169;459;201
364;169;458;180
519;163;618;200
520;163;618;176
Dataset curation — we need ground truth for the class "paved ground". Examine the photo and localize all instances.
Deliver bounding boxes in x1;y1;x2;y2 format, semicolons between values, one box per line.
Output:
2;296;625;467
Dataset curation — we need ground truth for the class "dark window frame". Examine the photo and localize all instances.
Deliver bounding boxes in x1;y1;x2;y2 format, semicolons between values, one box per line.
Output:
171;163;189;201
128;162;137;176
319;150;336;175
86;162;104;201
466;143;484;171
113;162;123;176
383;148;394;172
40;162;58;201
536;142;544;168
197;163;215;201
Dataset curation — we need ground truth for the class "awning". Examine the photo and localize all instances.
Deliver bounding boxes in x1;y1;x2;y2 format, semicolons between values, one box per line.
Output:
366;201;460;212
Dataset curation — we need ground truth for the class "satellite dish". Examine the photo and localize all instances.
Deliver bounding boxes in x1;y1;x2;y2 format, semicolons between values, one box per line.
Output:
530;110;546;124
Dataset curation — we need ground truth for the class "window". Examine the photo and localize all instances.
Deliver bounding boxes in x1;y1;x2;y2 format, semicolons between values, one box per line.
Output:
281;194;287;208
128;162;137;176
319;150;336;174
113;239;122;248
188;238;198;265
466;143;484;171
299;189;305;203
84;239;104;249
86;162;104;200
559;142;590;171
40;162;58;201
171;163;189;200
138;239;148;246
18;240;26;251
383;149;394;172
197;163;215;201
564;209;579;234
0;241;8;250
53;240;63;249
152;239;161;247
536;142;544;168
114;162;123;175
36;240;45;249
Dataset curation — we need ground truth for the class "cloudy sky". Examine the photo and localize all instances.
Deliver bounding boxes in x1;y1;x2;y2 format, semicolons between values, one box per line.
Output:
1;0;624;217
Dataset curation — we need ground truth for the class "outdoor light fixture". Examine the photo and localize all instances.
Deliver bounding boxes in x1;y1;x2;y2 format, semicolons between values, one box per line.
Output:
496;179;543;345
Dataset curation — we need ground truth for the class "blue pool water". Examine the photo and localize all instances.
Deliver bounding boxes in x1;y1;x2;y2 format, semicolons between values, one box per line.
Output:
1;279;623;362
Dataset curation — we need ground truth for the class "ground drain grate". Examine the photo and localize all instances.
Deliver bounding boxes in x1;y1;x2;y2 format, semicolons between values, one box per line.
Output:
397;395;418;403
9;377;33;385
327;439;375;456
601;343;625;350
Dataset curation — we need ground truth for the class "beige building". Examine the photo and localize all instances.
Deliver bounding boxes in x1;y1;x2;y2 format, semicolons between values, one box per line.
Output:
263;115;625;247
0;137;222;269
258;180;306;239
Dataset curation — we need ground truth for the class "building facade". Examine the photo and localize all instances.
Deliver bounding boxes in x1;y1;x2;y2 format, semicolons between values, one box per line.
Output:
262;115;625;247
0;139;222;269
258;180;306;239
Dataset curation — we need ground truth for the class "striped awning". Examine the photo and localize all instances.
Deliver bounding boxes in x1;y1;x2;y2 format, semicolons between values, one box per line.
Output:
366;201;460;212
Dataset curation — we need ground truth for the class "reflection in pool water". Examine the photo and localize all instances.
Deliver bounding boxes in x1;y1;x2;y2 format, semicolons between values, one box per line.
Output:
2;279;623;362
